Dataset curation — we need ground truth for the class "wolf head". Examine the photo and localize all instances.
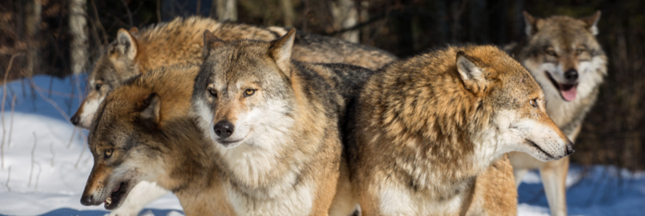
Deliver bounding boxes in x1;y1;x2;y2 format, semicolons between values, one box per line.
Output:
520;11;606;103
80;66;201;210
453;46;574;161
192;29;298;150
71;28;141;128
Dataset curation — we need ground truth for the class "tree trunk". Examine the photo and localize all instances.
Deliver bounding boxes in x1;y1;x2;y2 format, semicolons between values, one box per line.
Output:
215;0;237;21
281;0;295;27
331;0;358;43
69;0;89;75
25;0;42;77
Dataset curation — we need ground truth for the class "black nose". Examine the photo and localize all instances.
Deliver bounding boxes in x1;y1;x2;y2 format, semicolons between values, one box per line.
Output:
213;121;235;138
70;115;80;125
565;143;575;156
80;195;94;206
564;69;578;81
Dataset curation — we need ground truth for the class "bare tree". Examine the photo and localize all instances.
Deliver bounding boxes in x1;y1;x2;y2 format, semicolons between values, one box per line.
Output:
214;0;237;21
69;0;89;75
331;0;359;42
281;0;295;27
25;0;42;77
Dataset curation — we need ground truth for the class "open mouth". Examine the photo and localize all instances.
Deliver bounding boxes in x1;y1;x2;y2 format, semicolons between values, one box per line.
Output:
545;71;577;102
104;181;128;210
526;139;555;160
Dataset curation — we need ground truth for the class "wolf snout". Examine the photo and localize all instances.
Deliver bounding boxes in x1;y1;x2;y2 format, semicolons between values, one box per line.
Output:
70;114;81;126
564;69;578;82
565;142;575;156
80;194;99;206
213;120;235;138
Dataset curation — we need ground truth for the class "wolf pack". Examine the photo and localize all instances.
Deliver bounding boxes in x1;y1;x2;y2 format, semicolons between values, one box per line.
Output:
72;10;606;216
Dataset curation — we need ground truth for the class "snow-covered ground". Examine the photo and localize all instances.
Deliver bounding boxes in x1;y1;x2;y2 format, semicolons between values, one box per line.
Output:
0;74;644;215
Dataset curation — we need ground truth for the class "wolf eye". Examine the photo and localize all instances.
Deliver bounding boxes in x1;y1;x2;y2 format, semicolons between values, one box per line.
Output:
244;89;256;97
104;149;113;159
545;49;557;57
529;99;538;108
208;87;217;98
95;83;102;91
575;48;586;55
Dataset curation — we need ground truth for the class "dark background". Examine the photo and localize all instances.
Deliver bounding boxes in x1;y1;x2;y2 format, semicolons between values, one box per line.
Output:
1;0;643;169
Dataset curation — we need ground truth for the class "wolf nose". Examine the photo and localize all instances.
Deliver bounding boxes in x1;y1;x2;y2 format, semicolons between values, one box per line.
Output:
213;121;235;138
70;115;80;125
565;143;575;156
564;69;578;81
80;195;95;206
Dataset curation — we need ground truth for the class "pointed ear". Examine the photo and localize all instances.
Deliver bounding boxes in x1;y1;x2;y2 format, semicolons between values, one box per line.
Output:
269;28;296;77
523;11;543;36
116;28;138;60
202;30;225;59
128;27;139;34
456;51;486;93
139;93;161;127
580;11;601;35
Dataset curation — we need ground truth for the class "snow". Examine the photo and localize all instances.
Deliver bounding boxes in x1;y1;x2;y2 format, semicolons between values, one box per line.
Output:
0;74;644;215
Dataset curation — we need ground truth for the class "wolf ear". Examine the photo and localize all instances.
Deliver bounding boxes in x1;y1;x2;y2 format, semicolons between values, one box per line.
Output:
203;30;225;59
580;11;601;35
270;28;296;77
523;11;544;36
139;93;161;127
128;27;139;34
116;28;138;60
456;51;486;93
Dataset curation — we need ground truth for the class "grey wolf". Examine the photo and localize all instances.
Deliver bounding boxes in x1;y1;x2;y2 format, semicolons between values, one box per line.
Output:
347;45;574;216
79;64;237;215
506;11;606;216
71;16;396;216
191;29;368;215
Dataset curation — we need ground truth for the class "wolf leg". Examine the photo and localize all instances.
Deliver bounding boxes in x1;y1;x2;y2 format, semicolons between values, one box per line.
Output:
109;181;169;216
539;157;569;216
512;168;529;188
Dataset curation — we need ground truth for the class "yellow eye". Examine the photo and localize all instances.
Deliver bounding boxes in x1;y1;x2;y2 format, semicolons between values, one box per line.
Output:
529;99;538;108
575;48;585;55
545;49;557;57
208;87;217;98
244;89;255;96
104;149;113;158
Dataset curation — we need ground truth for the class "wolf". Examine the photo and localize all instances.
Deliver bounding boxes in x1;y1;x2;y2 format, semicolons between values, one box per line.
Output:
79;64;237;215
71;17;396;216
347;45;575;216
70;16;396;129
190;29;372;216
506;11;606;216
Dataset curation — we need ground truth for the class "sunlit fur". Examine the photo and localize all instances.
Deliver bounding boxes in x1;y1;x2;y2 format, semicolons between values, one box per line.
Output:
505;12;607;216
80;65;235;215
348;45;572;216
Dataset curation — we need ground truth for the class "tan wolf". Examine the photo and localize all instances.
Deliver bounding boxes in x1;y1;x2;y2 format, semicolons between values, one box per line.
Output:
79;64;237;215
506;11;606;216
347;45;575;216
70;16;396;129
71;16;396;216
191;29;370;216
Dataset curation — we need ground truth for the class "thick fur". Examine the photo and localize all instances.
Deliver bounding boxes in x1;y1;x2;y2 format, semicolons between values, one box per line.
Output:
506;11;607;216
71;16;396;216
191;29;373;216
79;65;236;215
348;45;573;216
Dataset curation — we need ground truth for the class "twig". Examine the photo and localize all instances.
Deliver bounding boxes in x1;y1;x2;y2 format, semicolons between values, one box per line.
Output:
35;163;41;190
50;142;55;166
120;0;134;27
5;166;10;191
1;52;23;170
67;128;77;149
8;95;15;148
28;132;37;187
74;133;88;169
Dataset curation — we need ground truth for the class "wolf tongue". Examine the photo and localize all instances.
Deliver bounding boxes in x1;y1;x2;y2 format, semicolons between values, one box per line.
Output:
559;84;577;102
